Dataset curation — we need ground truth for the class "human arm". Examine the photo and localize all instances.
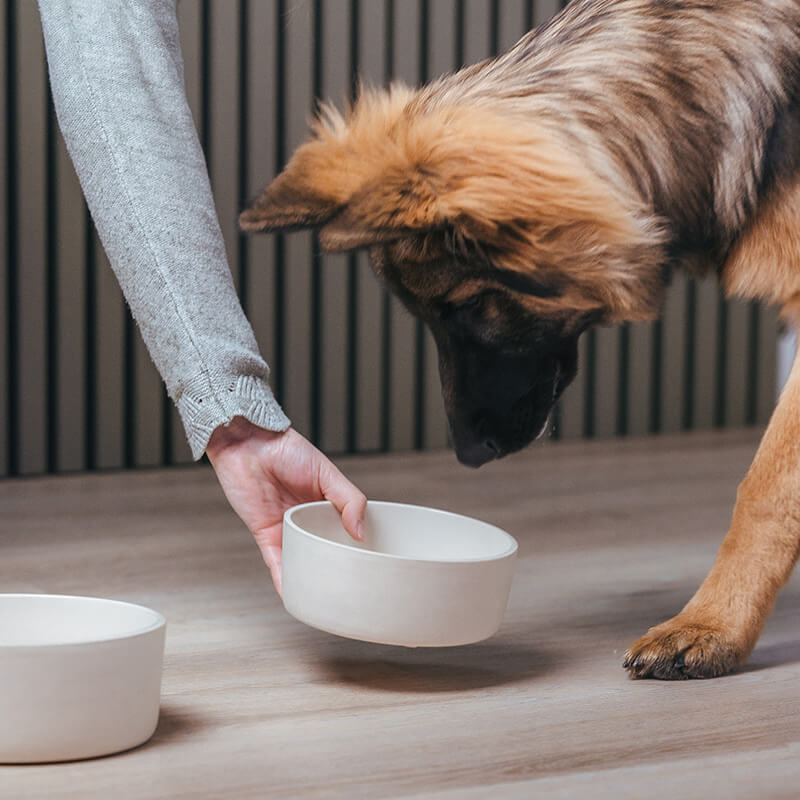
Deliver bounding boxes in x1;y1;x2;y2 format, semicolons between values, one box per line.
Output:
37;0;366;590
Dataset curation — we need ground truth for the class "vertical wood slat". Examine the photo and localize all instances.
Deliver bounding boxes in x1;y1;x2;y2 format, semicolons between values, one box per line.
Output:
173;1;204;465
386;2;420;453
412;0;429;451
209;2;239;285
463;0;492;63
724;297;750;428
557;335;587;439
498;0;526;52
627;322;654;436
0;0;9;477
422;0;460;451
757;306;780;425
93;242;124;470
281;2;314;438
318;0;351;454
353;0;388;453
593;327;620;438
55;128;87;472
660;273;689;432
692;278;721;429
534;0;562;25
16;1;47;475
244;0;278;381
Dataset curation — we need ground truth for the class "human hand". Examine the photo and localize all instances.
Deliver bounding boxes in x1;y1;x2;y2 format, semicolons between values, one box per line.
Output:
206;417;367;595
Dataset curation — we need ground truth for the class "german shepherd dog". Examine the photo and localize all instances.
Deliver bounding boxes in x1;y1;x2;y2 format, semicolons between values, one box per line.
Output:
240;0;800;679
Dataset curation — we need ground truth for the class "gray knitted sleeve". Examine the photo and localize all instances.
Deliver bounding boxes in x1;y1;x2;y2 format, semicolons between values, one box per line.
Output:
37;0;290;459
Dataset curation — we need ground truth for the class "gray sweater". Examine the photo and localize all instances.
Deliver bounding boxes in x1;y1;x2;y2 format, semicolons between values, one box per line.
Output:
38;0;290;459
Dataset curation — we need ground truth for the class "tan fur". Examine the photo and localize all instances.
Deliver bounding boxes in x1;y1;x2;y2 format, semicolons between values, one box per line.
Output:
626;345;800;678
243;89;666;321
723;179;800;316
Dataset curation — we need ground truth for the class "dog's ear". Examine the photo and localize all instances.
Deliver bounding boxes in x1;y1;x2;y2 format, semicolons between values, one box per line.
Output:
240;83;418;236
240;91;664;318
238;167;341;233
315;104;653;260
318;175;442;252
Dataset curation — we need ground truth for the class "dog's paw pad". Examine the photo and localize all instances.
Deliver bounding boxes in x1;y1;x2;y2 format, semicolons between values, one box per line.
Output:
623;617;743;680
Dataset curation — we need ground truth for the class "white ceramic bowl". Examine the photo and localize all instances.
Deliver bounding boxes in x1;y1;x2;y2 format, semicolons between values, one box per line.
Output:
0;594;166;763
282;501;518;647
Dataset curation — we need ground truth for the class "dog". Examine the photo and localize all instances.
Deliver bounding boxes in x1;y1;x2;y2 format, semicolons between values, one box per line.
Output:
240;0;800;679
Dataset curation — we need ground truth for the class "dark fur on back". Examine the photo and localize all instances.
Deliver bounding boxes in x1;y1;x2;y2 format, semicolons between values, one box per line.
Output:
420;0;800;271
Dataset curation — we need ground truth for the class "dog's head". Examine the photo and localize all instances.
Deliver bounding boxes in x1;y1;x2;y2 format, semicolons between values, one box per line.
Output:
241;86;666;466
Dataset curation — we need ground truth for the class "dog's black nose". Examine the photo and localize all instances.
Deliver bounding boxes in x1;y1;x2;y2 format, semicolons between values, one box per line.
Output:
455;438;499;468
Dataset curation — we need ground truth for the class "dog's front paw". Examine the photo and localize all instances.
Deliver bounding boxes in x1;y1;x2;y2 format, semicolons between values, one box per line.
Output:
623;615;746;680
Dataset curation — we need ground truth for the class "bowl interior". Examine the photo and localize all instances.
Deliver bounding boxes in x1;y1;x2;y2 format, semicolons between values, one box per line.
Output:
0;595;165;647
287;502;517;563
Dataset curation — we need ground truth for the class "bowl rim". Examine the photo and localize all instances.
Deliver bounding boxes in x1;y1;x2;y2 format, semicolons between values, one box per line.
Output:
284;500;519;564
0;593;166;650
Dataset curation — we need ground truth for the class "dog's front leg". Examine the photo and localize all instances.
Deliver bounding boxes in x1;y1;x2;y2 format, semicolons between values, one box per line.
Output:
624;344;800;679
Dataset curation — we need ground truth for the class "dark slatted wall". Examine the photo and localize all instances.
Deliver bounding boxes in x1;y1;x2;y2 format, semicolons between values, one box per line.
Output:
0;0;780;477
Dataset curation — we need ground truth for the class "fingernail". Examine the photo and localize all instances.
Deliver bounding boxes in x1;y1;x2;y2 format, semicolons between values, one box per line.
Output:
356;521;365;541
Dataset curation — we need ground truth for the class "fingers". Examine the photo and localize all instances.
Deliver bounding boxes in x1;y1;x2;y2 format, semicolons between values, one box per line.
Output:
319;462;368;541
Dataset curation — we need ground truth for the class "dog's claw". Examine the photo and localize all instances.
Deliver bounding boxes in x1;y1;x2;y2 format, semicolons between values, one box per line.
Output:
624;615;745;680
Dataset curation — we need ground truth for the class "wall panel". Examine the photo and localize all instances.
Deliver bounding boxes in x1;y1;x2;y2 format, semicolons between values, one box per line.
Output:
0;0;782;477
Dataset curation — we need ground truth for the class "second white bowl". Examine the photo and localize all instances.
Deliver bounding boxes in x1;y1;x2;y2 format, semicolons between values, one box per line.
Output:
0;594;166;764
282;501;518;647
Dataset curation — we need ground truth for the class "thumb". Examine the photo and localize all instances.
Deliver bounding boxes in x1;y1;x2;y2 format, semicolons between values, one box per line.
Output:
319;461;368;541
259;542;283;597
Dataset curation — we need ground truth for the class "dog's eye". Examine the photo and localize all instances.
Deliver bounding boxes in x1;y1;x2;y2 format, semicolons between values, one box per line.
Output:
439;292;508;345
439;292;484;323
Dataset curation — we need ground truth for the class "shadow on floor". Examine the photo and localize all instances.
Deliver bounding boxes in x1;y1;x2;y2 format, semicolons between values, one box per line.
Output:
146;703;213;747
740;640;800;674
310;637;555;693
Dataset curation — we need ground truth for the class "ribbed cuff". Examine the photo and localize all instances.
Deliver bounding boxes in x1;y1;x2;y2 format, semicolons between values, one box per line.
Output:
176;373;291;460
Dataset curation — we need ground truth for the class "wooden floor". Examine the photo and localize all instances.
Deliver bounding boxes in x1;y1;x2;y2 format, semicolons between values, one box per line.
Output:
2;429;799;799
